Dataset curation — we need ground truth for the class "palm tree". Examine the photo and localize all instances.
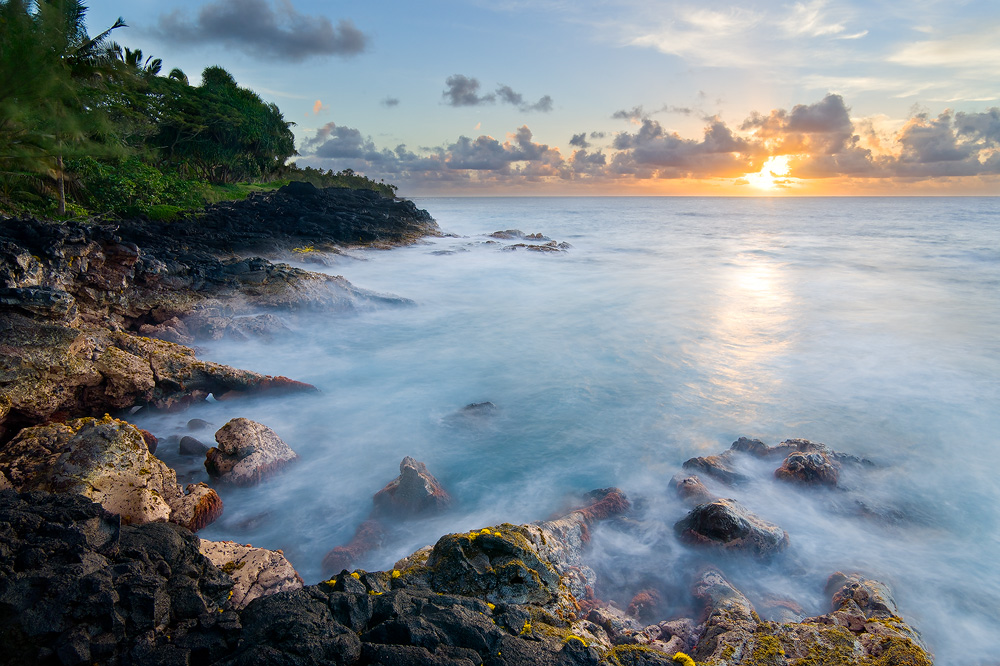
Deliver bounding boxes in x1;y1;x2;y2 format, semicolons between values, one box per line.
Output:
0;0;126;214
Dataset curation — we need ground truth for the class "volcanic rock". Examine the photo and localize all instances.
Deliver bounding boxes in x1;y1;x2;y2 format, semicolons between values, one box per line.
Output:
179;435;210;456
205;418;298;486
372;456;452;519
681;451;750;486
774;450;841;487
670;474;718;507
674;498;789;558
199;539;304;609
0;490;239;666
0;415;222;530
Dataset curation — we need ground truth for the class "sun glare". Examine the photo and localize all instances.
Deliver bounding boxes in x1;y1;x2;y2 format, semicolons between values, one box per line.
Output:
743;155;792;190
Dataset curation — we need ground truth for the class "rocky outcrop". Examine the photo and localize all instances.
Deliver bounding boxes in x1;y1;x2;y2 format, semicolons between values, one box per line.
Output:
0;186;436;440
670;474;718;507
198;540;304;609
372;455;452;518
205;418;299;486
0;415;221;530
0;490;933;666
674;498;789;558
0;490;240;666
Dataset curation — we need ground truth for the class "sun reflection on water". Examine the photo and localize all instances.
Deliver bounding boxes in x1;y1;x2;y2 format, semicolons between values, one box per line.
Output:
689;253;795;423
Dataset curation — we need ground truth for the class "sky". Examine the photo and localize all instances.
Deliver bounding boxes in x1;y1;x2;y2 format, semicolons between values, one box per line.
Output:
87;0;1000;196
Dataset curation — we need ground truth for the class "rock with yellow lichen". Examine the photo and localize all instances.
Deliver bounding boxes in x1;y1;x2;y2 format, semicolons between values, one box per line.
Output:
0;415;222;531
198;539;304;609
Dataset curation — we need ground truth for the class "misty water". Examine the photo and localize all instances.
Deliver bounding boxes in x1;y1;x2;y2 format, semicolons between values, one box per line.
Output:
135;197;1000;664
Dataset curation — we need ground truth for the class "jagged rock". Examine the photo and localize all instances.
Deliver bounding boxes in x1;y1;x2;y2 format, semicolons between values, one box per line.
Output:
199;539;304;609
179;435;210;456
0;415;222;530
670;474;717;506
674;498;789;558
373;456;452;519
0;490;239;666
681;451;750;486
426;523;563;606
689;568;759;662
205;418;298;486
775;450;841;487
729;436;770;457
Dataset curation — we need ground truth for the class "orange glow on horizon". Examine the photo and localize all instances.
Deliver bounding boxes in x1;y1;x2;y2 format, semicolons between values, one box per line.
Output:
741;155;794;191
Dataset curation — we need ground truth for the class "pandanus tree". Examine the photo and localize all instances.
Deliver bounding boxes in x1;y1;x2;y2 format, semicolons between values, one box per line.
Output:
0;0;125;213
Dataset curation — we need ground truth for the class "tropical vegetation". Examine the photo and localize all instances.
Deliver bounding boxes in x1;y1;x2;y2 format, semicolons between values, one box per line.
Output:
0;0;393;219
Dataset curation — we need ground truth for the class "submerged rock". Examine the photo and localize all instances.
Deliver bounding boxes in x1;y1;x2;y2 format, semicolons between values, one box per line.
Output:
670;474;718;507
321;519;386;574
205;418;299;486
0;415;222;530
681;451;750;486
775;450;841;487
674;498;789;558
199;539;304;609
179;434;210;456
372;456;452;519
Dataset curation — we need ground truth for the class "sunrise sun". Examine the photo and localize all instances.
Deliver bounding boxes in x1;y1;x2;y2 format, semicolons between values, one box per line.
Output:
743;155;793;190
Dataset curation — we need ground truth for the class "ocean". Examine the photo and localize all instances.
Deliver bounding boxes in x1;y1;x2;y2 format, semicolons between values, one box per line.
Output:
135;197;1000;664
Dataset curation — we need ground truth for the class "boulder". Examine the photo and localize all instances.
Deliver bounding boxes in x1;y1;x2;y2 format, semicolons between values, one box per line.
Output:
670;474;717;507
372;456;452;519
774;451;840;487
674;499;789;558
689;568;759;662
179;435;210;456
0;415;222;530
205;418;298;486
199;539;304;609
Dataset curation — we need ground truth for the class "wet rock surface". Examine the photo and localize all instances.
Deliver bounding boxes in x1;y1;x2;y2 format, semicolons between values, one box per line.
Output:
675;498;790;558
205;418;299;486
373;455;452;519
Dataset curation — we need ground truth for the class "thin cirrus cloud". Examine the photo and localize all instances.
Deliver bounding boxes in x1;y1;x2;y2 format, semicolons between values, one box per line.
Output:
157;0;367;63
442;75;553;112
297;95;1000;189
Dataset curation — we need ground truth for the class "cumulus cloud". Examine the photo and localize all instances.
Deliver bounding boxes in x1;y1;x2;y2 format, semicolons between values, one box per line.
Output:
612;106;646;122
443;76;553;111
158;0;367;62
297;97;1000;192
741;93;856;155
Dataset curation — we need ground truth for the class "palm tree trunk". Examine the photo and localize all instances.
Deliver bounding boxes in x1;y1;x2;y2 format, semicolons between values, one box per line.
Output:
57;154;66;216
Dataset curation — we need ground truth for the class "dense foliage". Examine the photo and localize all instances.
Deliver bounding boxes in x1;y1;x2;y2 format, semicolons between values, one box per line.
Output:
0;0;393;218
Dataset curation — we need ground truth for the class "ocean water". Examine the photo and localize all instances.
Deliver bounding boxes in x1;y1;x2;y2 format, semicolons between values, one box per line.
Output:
136;197;1000;664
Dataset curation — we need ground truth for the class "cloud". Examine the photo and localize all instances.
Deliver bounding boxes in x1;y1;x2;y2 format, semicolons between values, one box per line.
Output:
443;75;495;107
612;106;646;122
158;0;367;62
296;96;1000;192
443;76;553;111
381;97;401;108
312;100;324;114
741;93;856;155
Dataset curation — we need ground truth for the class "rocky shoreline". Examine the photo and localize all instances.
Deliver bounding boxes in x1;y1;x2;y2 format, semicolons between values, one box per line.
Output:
0;186;933;665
